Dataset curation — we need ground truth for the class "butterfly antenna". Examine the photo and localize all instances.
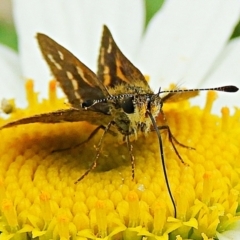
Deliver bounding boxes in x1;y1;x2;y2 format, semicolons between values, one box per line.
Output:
147;111;177;218
160;85;238;94
157;87;162;96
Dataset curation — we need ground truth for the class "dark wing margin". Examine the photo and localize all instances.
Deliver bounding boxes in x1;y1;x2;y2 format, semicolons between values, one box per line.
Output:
37;33;108;108
0;108;112;130
97;25;151;91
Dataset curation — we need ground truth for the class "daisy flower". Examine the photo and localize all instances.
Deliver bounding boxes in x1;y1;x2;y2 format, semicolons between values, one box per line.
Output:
0;1;240;239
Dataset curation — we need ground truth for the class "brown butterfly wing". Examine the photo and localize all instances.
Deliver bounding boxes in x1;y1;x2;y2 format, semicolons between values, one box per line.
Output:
37;33;109;110
0;108;111;130
97;25;152;92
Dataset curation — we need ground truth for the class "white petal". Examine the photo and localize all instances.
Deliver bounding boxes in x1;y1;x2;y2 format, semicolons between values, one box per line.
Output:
217;221;240;240
203;38;240;87
13;0;144;99
136;0;240;92
0;44;26;107
191;37;240;113
218;231;240;240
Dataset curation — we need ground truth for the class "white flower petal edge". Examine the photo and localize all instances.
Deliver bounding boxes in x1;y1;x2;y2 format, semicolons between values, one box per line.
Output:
191;38;240;114
0;44;26;107
204;38;240;86
136;0;240;92
218;231;240;240
217;221;240;240
12;0;144;99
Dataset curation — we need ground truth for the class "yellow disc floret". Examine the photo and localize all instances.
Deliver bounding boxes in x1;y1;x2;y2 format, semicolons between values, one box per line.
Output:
0;80;239;240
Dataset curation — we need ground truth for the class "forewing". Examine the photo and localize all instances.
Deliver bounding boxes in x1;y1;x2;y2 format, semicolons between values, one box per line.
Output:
37;33;108;108
98;25;151;91
0;108;112;130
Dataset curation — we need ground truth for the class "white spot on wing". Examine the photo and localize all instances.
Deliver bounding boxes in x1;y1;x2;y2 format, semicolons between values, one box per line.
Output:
47;54;62;70
72;79;79;90
66;71;73;80
66;71;78;90
76;66;84;78
76;66;94;87
107;39;112;53
74;91;81;99
58;51;64;60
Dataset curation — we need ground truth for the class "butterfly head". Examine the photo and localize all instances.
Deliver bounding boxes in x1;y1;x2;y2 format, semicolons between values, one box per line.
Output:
119;93;163;134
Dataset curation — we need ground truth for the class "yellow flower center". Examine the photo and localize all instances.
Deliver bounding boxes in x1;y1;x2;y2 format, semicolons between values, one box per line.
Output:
0;80;239;240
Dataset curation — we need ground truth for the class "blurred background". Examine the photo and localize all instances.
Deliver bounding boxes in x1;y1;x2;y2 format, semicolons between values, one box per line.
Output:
1;0;240;52
0;0;17;50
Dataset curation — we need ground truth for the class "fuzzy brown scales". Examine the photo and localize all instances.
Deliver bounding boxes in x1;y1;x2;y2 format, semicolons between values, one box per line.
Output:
0;25;238;218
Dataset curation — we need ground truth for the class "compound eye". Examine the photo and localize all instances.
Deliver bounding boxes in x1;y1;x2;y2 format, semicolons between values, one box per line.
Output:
82;99;94;108
121;97;134;114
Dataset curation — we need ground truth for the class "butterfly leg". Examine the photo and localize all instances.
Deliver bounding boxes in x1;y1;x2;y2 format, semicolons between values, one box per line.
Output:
52;125;116;153
157;125;195;165
126;135;135;180
75;121;113;183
